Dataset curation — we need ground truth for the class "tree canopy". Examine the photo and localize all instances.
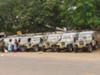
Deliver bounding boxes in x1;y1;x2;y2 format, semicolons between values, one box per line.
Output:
0;0;99;33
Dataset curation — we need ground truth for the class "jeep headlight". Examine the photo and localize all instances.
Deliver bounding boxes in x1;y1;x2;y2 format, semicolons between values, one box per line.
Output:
79;41;84;45
61;42;65;46
57;42;65;48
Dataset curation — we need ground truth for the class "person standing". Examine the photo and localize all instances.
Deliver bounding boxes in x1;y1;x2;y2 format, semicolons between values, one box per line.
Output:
17;39;21;52
26;38;32;51
13;39;18;52
0;39;5;52
8;39;13;52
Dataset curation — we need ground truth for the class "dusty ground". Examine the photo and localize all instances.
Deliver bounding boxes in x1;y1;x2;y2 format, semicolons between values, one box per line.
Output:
1;49;100;61
0;50;100;75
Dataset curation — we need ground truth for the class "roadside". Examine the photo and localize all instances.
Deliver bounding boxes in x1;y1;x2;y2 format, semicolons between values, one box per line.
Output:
0;49;100;61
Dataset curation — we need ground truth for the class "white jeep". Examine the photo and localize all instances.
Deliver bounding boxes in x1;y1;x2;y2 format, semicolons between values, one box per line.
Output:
17;35;44;52
57;32;77;52
31;35;45;52
74;31;98;52
42;33;61;52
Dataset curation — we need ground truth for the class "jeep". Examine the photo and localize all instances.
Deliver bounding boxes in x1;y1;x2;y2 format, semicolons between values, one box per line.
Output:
42;33;61;52
57;32;77;52
74;31;98;52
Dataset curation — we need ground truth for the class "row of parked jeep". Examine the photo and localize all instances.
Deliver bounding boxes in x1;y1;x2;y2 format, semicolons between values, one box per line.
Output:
3;31;100;52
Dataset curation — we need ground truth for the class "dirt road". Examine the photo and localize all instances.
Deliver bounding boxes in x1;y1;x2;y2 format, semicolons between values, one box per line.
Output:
0;50;100;75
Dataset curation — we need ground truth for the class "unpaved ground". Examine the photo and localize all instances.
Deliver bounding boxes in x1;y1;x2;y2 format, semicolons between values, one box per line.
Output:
0;49;100;61
0;50;100;75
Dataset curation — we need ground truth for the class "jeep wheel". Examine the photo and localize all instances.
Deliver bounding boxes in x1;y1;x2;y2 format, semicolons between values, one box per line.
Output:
51;45;56;52
74;46;79;52
51;47;56;52
33;46;39;52
20;46;26;52
87;44;93;52
67;45;73;52
42;47;47;52
93;44;98;50
53;46;60;52
43;49;47;52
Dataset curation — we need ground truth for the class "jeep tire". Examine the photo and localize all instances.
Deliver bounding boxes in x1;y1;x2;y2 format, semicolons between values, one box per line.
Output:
33;46;39;52
67;45;73;52
20;46;27;52
87;44;93;52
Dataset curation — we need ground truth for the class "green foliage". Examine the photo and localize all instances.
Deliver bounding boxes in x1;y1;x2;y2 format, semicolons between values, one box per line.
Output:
0;0;99;33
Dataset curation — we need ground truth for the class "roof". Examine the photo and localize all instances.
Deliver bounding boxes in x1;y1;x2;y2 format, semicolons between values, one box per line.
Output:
79;31;95;34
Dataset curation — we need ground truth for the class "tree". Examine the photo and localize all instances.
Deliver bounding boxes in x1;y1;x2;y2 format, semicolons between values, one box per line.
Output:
0;0;99;33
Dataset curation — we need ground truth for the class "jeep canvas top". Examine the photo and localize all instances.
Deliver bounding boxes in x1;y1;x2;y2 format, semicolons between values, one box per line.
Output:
47;34;61;43
61;32;77;43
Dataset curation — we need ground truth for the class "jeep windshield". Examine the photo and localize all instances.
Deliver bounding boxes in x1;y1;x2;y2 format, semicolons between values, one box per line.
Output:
78;34;92;41
32;36;42;44
62;35;73;39
61;36;74;43
47;34;61;42
61;33;77;41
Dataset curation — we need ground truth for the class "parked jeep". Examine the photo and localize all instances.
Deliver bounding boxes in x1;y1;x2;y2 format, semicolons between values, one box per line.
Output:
56;32;77;52
19;35;46;52
74;31;98;52
17;36;31;52
42;33;61;52
31;35;45;52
